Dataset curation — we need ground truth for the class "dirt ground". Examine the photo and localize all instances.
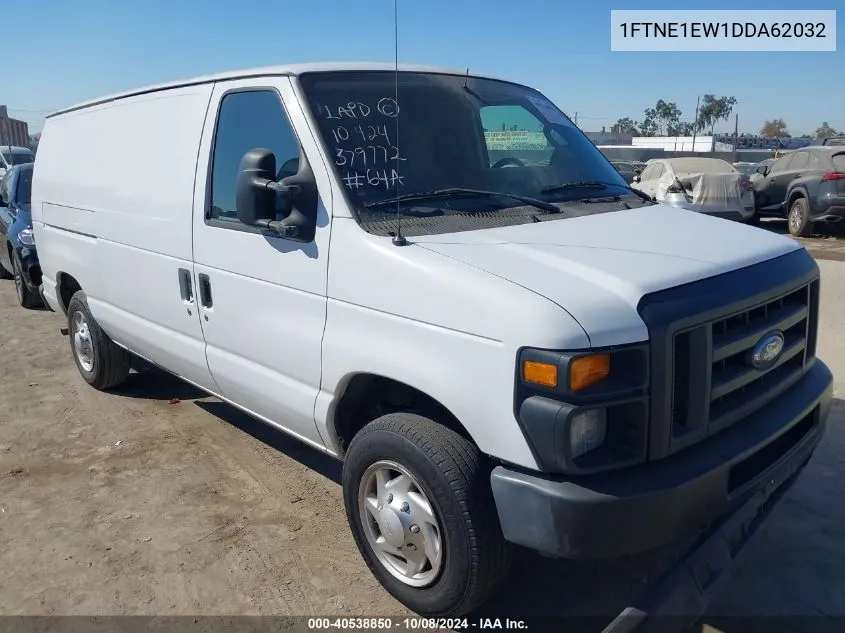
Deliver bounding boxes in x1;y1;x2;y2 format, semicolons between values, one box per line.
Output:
0;236;843;631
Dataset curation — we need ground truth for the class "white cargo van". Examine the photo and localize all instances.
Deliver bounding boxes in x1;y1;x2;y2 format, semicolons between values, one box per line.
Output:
32;63;832;622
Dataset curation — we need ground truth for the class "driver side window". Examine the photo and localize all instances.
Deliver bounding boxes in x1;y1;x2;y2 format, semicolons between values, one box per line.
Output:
480;105;553;167
209;89;301;224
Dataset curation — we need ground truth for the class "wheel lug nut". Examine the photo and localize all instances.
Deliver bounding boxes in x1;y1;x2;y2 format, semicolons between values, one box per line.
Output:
386;494;393;503
410;524;420;533
401;502;410;512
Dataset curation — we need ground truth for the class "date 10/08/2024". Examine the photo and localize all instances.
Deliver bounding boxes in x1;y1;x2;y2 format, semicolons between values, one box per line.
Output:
316;98;407;192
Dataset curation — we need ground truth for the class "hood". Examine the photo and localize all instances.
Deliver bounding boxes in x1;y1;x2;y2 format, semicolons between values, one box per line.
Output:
413;204;801;347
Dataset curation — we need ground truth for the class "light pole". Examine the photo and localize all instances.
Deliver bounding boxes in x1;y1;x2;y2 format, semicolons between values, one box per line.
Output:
691;95;700;152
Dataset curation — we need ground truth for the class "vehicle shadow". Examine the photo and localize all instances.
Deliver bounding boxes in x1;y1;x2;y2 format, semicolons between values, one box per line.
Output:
194;399;342;484
111;361;342;482
108;357;208;401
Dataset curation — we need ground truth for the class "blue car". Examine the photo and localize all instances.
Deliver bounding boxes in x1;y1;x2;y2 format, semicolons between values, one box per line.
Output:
0;163;43;308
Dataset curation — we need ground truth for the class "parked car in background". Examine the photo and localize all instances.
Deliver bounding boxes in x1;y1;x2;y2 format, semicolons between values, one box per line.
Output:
610;160;641;183
0;163;43;308
753;146;845;236
631;157;755;221
750;158;775;183
0;146;35;178
822;136;845;147
733;162;758;178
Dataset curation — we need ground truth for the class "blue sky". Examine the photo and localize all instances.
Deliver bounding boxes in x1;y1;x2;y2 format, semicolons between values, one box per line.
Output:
3;0;843;136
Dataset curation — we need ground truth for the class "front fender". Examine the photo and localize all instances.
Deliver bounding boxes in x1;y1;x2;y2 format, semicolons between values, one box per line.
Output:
315;299;542;469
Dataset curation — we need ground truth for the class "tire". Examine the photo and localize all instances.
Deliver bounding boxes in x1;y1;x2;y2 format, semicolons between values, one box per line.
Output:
67;290;131;390
787;197;813;237
12;252;42;309
342;412;511;617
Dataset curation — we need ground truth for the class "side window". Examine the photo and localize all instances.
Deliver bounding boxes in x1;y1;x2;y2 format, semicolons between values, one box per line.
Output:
480;105;553;167
16;169;33;204
789;152;809;171
210;90;301;223
806;153;825;170
770;155;792;173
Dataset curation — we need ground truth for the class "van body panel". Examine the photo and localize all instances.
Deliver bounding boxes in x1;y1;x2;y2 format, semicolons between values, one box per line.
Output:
316;218;589;466
33;85;219;392
189;77;333;447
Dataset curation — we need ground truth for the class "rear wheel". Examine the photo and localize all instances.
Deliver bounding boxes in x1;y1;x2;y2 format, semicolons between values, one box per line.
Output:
342;412;511;616
788;197;813;237
67;290;131;390
13;252;42;309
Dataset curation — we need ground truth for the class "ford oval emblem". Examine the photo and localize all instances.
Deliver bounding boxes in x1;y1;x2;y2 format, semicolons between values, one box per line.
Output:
749;331;785;370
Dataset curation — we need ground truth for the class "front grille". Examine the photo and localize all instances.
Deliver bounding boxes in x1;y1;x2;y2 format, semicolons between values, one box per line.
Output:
670;279;819;446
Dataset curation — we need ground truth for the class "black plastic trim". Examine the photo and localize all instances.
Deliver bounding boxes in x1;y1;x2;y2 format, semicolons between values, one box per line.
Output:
491;359;832;560
636;248;819;460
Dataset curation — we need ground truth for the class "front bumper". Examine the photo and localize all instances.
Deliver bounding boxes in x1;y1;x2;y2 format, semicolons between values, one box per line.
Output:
491;359;832;560
16;246;42;291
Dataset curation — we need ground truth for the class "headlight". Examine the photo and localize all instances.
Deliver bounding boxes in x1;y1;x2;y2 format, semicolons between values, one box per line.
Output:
516;344;650;474
569;408;607;458
18;228;35;246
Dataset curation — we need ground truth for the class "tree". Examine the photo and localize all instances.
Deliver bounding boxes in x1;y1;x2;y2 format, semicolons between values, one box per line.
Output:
611;117;638;135
637;118;658;137
695;95;737;134
670;121;696;136
641;100;682;136
814;122;838;140
760;119;789;137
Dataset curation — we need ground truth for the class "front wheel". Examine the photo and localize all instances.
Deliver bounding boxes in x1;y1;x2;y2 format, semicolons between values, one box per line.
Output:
67;290;131;390
788;197;813;237
342;412;511;616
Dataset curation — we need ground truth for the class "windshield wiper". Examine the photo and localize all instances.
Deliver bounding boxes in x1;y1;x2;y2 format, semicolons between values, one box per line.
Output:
541;180;655;204
365;187;562;214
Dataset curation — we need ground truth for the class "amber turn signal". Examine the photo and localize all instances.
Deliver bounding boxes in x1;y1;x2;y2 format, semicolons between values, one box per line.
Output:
569;354;611;391
523;360;558;387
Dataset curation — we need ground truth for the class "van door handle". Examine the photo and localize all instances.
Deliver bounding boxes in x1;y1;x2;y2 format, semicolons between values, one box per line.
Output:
178;268;193;303
198;273;213;308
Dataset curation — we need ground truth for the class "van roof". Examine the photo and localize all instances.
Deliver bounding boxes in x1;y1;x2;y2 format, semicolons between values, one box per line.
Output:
47;62;501;118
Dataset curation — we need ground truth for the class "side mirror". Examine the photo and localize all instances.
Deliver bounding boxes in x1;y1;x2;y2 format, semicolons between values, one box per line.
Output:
235;148;318;242
756;165;769;176
632;174;641;183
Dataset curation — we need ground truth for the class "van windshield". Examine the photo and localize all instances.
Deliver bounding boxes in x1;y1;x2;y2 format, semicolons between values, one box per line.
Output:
298;71;640;236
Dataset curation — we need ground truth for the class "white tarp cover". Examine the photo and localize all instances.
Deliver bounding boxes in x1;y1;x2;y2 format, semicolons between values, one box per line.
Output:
659;159;746;214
